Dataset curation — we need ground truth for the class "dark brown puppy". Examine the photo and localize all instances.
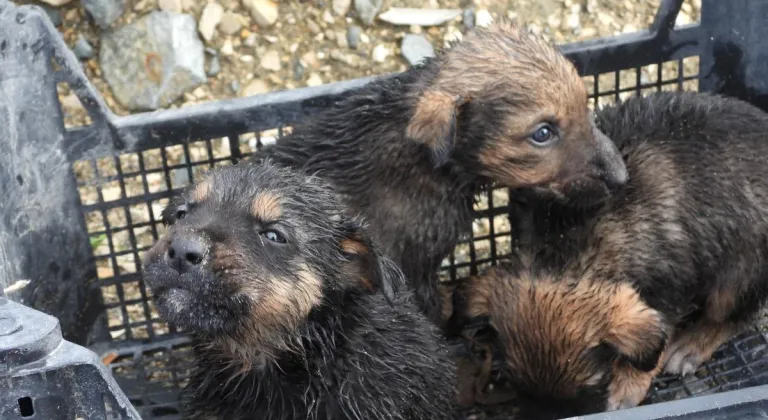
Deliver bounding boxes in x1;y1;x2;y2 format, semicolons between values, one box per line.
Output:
255;21;628;326
456;91;768;418
142;162;456;420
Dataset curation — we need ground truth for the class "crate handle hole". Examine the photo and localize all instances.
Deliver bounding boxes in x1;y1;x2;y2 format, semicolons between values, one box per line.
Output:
18;396;34;417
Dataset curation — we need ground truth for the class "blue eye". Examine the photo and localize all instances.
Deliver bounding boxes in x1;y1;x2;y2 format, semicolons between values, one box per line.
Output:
260;229;287;244
530;124;556;145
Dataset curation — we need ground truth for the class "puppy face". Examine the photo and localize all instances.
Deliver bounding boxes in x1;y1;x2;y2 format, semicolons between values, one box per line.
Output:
142;162;398;356
459;267;667;418
406;21;627;207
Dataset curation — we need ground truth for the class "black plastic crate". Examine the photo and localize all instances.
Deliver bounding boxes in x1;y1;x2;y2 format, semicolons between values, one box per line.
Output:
3;0;768;418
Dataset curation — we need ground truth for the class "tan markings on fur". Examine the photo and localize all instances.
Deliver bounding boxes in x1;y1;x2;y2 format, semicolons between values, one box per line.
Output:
604;283;663;359
191;180;211;202
340;238;369;255
707;285;737;324
607;352;665;411
439;282;457;324
406;90;460;148
250;192;282;221
462;267;663;404
664;319;745;376
214;263;323;365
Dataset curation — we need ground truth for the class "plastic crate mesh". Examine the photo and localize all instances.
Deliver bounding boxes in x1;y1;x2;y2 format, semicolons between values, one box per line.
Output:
68;54;768;419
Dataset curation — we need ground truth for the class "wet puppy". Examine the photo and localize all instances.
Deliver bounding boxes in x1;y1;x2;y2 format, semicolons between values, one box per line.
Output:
255;21;628;326
142;162;456;420
457;91;768;417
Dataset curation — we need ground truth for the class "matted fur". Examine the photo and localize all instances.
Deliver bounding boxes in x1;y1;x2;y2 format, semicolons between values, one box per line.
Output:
254;21;627;326
142;162;456;420
456;91;768;418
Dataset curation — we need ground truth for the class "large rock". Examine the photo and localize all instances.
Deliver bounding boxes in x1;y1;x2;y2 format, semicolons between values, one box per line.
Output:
354;0;382;26
100;11;206;111
401;34;434;66
38;0;73;6
377;8;461;26
82;0;126;29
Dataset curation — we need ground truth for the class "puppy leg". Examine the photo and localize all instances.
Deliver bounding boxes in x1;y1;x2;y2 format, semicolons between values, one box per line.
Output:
606;352;665;411
663;320;744;376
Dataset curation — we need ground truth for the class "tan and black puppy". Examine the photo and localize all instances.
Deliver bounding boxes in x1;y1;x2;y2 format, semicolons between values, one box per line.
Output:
142;162;456;420
256;21;627;326
456;91;768;418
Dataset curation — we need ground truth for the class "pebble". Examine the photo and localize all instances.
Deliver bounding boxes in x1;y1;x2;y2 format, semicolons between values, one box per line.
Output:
82;0;126;29
40;5;63;27
260;50;281;71
307;20;322;34
306;73;323;87
401;34;434;66
354;0;382;26
198;2;224;42
73;35;95;60
371;44;390;63
443;29;462;47
475;9;493;28
99;11;206;111
293;58;305;81
330;50;359;67
378;8;461;26
219;12;244;35
242;79;269;96
332;0;351;16
301;51;320;69
207;54;221;77
462;7;474;30
323;9;335;25
243;0;278;27
38;0;73;6
157;0;183;12
346;25;361;49
220;37;234;55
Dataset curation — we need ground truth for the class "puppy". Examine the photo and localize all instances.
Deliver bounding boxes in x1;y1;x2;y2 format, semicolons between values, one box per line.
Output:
457;91;768;417
142;162;456;420
255;21;628;326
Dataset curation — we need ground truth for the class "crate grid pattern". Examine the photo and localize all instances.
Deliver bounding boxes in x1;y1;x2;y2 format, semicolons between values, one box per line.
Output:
70;53;768;419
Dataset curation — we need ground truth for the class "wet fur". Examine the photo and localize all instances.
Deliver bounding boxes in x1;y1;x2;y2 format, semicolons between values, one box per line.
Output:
142;163;456;420
253;22;626;325
457;91;768;417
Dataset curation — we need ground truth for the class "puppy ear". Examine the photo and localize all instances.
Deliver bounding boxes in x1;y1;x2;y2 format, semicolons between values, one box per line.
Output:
603;288;668;372
338;221;402;304
406;90;469;167
161;196;186;226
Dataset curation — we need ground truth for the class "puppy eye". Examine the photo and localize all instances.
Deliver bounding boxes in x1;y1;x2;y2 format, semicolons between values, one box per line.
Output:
529;124;557;146
260;229;287;244
175;205;188;220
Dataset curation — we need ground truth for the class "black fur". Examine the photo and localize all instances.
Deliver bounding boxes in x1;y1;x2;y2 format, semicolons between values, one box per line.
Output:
142;162;456;420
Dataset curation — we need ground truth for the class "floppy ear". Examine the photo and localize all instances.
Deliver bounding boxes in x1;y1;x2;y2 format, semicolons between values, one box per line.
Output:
603;289;668;372
406;90;469;167
338;221;402;304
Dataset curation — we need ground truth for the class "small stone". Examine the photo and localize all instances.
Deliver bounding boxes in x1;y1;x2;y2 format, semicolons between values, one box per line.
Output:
301;51;320;69
308;20;322;34
336;31;349;48
580;27;598;38
323;9;335;25
230;80;240;93
264;35;279;43
59;93;83;113
623;23;637;33
332;0;351;16
462;8;474;30
567;12;580;30
220;38;234;55
240;55;254;63
244;33;258;46
346;25;361;49
260;50;281;71
306;73;323;87
83;0;126;29
207;54;221;76
354;0;382;26
371;44;390;63
198;2;224;42
378;8;461;26
40;5;63;27
243;0;278;27
330;50;359;67
475;9;492;28
443;29;462;47
38;0;73;6
73;36;95;60
241;79;269;96
410;24;422;34
401;34;434;66
219;12;244;35
158;0;183;12
293;58;305;81
100;11;206;111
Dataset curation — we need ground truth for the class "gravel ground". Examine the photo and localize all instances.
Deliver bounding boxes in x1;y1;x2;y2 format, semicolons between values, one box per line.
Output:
16;0;701;339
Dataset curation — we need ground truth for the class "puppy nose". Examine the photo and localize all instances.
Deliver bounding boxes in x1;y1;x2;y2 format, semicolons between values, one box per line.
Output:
167;236;207;273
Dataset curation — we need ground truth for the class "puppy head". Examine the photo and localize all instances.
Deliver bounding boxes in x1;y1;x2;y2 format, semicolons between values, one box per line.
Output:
486;275;666;418
142;161;402;356
405;20;627;206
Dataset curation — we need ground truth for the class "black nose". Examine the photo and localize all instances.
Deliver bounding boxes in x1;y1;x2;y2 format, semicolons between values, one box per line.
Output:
167;236;207;273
